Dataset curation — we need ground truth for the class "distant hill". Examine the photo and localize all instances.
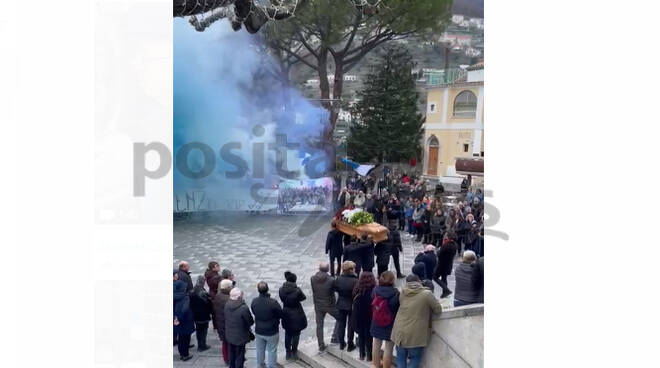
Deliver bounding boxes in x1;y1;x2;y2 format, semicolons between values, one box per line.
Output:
453;0;484;18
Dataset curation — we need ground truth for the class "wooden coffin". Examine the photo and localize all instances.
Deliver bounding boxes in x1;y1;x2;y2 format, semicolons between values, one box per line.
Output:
336;221;389;243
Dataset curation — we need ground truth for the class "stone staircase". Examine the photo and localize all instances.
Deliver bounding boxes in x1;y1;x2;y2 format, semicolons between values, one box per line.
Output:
297;336;384;368
297;341;364;368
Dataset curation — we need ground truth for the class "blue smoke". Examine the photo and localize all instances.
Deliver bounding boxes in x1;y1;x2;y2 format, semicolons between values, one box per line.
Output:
174;18;329;212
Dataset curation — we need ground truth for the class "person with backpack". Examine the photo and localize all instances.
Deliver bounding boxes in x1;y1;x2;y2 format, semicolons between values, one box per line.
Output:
370;271;400;368
352;272;376;362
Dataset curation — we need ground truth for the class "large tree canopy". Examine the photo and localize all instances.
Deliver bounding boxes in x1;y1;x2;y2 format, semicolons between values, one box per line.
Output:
347;47;423;163
173;0;303;33
262;0;452;140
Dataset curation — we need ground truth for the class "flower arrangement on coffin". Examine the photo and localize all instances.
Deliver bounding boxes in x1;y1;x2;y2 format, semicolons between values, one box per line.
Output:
336;209;388;242
341;209;375;226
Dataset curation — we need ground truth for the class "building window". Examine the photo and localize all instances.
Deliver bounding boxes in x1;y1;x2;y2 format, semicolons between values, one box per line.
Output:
481;151;484;157
463;144;469;152
453;90;477;118
428;101;438;114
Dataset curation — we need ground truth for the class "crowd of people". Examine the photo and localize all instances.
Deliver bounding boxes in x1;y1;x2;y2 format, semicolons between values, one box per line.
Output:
337;171;485;258
173;210;484;368
277;185;332;213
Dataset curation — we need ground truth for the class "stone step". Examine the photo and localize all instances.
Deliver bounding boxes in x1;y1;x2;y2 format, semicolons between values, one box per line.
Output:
280;358;314;368
325;344;373;368
297;341;356;368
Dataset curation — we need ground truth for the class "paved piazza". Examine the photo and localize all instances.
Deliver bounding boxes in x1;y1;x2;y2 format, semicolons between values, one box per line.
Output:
174;212;458;366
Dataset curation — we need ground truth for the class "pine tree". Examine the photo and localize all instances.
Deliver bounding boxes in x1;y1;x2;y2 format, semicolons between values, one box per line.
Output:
347;47;424;163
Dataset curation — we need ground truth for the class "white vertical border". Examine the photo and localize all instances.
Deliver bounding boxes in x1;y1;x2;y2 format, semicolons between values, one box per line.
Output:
441;88;449;124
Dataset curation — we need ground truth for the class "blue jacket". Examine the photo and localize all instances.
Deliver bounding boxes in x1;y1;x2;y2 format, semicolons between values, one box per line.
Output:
174;280;195;335
370;285;400;340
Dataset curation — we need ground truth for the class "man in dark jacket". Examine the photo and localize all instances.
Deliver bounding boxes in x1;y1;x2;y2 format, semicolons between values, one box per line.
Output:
325;222;344;277
343;235;371;275
212;279;233;365
388;226;405;278
279;271;308;360
453;251;480;307
224;288;254;368
250;282;283;368
177;261;193;294
375;235;392;276
434;235;458;298
360;235;376;274
414;245;437;281
333;261;359;351
310;262;340;351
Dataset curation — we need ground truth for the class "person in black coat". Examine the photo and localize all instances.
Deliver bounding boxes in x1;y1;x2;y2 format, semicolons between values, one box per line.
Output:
224;288;254;368
343;235;371;275
359;235;376;274
434;234;458;298
374;235;392;277
251;282;283;368
190;275;213;351
325;221;344;277
333;261;359;351
279;271;308;360
414;245;438;281
420;209;432;244
411;261;426;282
352;272;376;361
455;216;472;255
387;226;405;278
174;272;195;361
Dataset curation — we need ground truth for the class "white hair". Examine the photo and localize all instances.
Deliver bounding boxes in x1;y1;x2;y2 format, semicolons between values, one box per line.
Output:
463;250;477;263
220;279;233;291
229;288;242;300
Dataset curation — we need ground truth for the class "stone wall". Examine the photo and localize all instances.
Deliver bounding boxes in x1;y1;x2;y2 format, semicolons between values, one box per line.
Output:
421;304;484;368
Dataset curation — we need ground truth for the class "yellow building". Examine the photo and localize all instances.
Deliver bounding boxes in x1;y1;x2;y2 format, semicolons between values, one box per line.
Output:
422;63;484;183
